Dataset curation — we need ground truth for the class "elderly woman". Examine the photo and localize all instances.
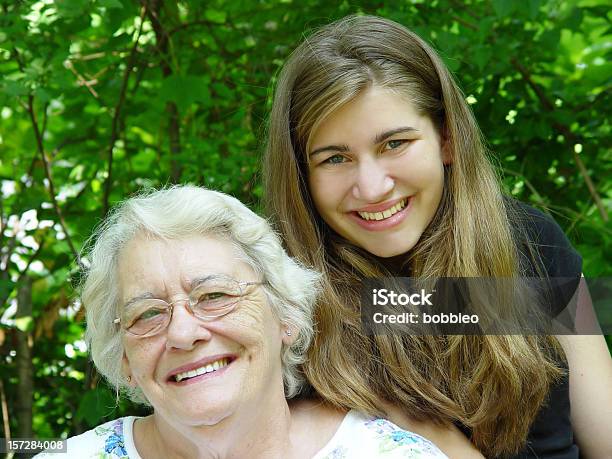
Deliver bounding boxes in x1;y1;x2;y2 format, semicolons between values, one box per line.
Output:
37;185;449;458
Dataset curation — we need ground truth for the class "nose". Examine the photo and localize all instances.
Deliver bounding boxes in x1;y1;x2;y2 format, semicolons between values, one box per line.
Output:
165;299;212;351
351;157;394;202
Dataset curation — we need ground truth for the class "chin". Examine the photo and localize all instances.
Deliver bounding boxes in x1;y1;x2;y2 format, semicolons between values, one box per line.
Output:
373;249;405;258
164;391;237;427
174;404;232;427
368;247;410;258
358;237;419;259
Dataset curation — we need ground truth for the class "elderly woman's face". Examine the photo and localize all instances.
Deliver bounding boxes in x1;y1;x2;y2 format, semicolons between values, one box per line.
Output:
117;234;288;427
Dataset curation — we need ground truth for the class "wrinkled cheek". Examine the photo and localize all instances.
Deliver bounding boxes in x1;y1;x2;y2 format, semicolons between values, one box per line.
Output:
123;338;158;380
227;307;283;379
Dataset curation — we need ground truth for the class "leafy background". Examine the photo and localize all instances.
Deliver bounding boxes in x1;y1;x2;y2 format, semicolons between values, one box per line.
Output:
0;0;610;446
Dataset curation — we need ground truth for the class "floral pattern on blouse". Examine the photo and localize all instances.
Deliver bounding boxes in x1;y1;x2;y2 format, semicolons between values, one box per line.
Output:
365;418;445;455
35;411;447;459
96;419;129;458
320;415;447;458
32;418;135;459
324;446;350;459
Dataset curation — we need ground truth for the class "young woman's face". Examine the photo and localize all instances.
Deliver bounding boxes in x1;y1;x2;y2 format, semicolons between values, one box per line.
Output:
307;86;449;258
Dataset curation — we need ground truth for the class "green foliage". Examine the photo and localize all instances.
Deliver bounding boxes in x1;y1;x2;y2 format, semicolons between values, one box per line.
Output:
76;387;124;427
0;0;610;439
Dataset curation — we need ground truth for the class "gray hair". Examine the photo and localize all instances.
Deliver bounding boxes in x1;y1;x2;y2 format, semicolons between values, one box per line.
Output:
81;185;320;403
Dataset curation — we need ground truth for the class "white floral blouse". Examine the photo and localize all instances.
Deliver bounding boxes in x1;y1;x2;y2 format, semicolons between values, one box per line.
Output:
35;410;448;458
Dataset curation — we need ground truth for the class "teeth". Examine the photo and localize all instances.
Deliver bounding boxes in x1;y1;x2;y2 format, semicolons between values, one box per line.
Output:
174;358;229;382
358;199;407;221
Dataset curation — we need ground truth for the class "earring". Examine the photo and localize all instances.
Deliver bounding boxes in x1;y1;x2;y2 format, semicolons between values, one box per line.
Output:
127;376;132;383
285;330;292;336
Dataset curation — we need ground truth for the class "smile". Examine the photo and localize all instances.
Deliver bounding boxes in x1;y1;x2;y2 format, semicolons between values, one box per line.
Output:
357;198;407;221
174;358;230;383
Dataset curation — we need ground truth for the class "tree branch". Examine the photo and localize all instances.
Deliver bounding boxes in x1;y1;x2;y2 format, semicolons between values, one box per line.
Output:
41;101;49;141
26;94;82;266
8;48;81;269
0;377;10;444
502;168;547;209
15;277;33;439
1;235;18;273
51;134;92;157
449;0;483;21
511;58;553;111
168;19;218;36
64;60;99;99
0;235;17;311
145;0;183;182
102;6;147;216
0;183;5;244
451;15;478;31
511;58;608;221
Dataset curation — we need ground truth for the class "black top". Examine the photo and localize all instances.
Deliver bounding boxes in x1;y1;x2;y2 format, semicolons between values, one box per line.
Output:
503;201;581;458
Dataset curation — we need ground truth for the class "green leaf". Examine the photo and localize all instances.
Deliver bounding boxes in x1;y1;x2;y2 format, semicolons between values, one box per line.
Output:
159;75;212;112
472;46;493;72
15;316;33;332
0;279;15;302
527;0;541;19
76;388;117;427
441;54;461;72
492;0;515;17
35;88;52;103
130;126;155;145
205;9;227;24
91;179;101;193
55;0;90;18
538;30;561;52
562;8;583;30
98;0;124;8
3;80;29;97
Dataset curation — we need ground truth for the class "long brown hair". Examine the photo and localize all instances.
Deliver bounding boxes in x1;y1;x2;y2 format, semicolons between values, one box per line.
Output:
263;15;562;457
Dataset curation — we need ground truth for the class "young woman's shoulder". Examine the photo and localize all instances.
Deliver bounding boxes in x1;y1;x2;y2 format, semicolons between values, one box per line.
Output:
34;417;141;459
507;199;582;278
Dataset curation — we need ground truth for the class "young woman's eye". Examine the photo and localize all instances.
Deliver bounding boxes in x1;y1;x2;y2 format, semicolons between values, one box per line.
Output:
322;154;348;165
384;139;407;150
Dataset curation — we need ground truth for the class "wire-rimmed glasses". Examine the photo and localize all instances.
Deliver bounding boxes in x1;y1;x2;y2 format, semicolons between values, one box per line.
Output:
113;275;264;338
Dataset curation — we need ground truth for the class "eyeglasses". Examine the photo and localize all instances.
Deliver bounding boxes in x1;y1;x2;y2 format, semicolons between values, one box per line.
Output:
113;275;264;338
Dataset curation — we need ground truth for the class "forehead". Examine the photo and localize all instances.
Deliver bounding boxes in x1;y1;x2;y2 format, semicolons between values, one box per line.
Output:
309;87;426;148
116;234;253;296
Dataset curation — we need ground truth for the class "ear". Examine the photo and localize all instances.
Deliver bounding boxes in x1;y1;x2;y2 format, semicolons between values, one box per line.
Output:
121;353;136;387
441;135;452;165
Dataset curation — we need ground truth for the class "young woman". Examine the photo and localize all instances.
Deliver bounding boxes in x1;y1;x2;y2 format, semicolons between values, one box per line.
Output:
263;15;612;459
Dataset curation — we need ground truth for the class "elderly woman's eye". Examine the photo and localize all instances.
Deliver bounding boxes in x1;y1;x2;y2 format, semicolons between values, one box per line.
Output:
202;292;227;301
197;291;233;307
137;308;165;321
